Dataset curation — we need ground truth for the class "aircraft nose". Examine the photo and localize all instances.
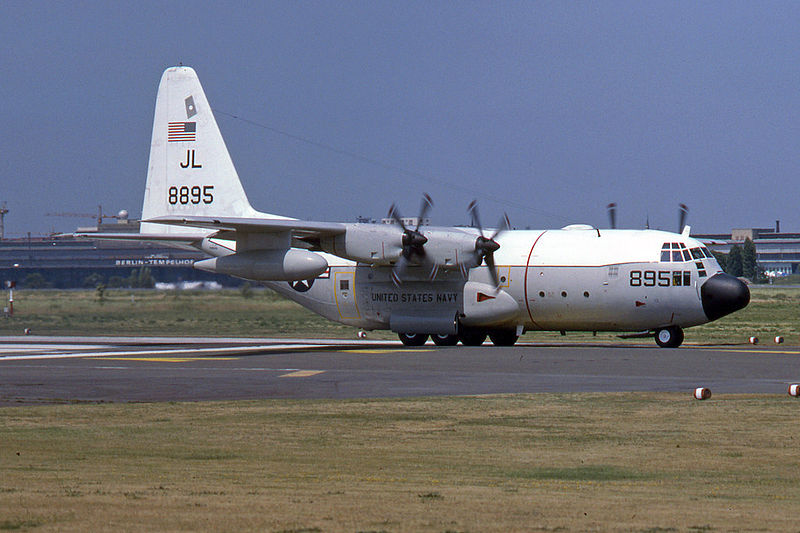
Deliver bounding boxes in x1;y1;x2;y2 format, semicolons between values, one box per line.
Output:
701;273;750;321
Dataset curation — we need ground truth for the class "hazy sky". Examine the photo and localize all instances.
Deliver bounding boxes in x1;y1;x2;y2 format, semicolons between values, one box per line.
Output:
3;2;800;237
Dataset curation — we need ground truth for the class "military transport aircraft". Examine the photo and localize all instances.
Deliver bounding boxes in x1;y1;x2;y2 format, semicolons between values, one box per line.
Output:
77;66;750;348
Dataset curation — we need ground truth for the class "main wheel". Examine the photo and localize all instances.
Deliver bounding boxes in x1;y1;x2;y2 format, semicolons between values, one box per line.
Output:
459;328;487;346
654;326;684;348
431;334;459;346
398;332;429;346
488;329;519;346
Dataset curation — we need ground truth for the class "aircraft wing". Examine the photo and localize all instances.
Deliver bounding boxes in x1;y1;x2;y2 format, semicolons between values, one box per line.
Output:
144;216;346;238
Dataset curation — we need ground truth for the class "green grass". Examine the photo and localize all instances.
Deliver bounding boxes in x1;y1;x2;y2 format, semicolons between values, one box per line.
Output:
1;286;798;345
2;394;800;531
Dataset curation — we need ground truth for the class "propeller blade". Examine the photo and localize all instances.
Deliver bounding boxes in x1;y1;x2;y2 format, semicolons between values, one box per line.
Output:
467;199;482;232
490;213;510;241
392;255;409;286
388;203;406;231
416;193;433;231
678;204;689;233
485;252;500;289
607;203;617;229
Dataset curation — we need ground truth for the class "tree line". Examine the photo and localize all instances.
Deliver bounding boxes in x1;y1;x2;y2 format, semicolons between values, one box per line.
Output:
712;238;760;281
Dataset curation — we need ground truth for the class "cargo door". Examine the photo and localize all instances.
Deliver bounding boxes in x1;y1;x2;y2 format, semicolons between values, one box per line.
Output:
334;271;361;320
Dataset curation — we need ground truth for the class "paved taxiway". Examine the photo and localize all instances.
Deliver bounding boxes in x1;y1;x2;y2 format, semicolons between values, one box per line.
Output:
1;336;799;404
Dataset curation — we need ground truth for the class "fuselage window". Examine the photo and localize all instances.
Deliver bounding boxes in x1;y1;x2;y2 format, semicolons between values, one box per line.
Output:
683;271;691;286
696;262;707;277
673;272;683;286
340;279;349;290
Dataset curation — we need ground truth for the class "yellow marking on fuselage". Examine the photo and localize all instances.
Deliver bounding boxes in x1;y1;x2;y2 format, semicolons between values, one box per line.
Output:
280;370;326;378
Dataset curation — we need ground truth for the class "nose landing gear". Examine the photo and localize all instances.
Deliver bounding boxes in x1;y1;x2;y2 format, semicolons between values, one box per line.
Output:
654;326;684;348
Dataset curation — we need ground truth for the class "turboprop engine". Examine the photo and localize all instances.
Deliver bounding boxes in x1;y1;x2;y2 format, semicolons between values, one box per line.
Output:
193;249;328;281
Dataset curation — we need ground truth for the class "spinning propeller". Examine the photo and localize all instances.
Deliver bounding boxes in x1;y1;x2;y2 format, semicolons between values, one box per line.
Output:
606;202;689;233
468;200;509;289
388;193;433;285
678;203;689;234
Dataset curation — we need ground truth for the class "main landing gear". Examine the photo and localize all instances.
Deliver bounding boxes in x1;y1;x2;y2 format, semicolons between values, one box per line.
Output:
654;326;684;348
398;327;519;347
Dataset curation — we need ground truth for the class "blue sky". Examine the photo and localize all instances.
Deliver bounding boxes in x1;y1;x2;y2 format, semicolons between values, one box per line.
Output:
2;2;800;237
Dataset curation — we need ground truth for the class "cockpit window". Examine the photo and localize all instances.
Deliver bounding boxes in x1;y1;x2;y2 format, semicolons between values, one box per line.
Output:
662;242;706;263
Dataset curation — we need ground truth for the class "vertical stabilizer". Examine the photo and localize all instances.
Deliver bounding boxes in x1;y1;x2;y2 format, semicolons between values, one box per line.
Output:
141;66;284;235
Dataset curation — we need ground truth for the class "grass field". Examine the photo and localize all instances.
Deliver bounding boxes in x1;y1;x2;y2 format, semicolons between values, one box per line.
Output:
0;285;798;345
2;394;800;532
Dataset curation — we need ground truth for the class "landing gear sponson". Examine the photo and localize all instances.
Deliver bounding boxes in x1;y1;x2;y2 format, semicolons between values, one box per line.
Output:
400;326;688;348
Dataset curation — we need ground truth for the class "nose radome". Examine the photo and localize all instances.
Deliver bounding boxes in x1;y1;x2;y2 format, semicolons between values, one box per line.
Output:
701;273;750;321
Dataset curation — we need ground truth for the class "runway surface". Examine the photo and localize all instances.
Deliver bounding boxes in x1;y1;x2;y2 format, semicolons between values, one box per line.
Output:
1;336;799;404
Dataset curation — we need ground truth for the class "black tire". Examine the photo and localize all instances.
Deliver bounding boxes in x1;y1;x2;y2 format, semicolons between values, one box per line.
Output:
489;329;519;346
431;334;459;346
398;333;429;346
654;326;684;348
459;329;487;346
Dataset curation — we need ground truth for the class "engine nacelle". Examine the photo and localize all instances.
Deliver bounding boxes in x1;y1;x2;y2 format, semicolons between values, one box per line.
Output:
320;224;481;270
193;249;328;281
418;228;481;270
320;224;403;265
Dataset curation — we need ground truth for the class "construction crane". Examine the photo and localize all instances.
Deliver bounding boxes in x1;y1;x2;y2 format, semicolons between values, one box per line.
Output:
46;204;128;226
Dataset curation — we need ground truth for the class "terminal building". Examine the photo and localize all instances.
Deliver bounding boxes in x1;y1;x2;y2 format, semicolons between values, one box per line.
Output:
0;218;230;288
695;222;799;276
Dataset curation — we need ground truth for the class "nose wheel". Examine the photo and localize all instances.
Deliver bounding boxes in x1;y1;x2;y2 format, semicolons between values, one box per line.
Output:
654;326;684;348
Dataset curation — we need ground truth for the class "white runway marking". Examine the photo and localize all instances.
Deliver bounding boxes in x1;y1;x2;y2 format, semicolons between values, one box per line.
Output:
0;344;323;361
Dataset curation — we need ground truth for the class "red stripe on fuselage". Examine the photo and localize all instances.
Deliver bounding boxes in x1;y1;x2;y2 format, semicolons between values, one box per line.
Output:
523;231;547;329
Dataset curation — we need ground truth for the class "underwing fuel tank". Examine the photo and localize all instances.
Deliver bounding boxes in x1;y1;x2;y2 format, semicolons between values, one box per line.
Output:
193;249;328;281
459;281;520;327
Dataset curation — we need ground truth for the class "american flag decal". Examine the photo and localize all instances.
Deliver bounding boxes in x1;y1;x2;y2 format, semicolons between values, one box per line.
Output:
167;121;196;142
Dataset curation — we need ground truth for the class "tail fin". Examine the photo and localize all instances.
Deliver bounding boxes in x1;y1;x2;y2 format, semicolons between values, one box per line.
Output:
141;66;277;235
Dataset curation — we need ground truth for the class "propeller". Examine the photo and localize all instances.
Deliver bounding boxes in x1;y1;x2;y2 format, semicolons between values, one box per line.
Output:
388;193;433;285
678;203;689;234
467;200;509;289
607;202;617;229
